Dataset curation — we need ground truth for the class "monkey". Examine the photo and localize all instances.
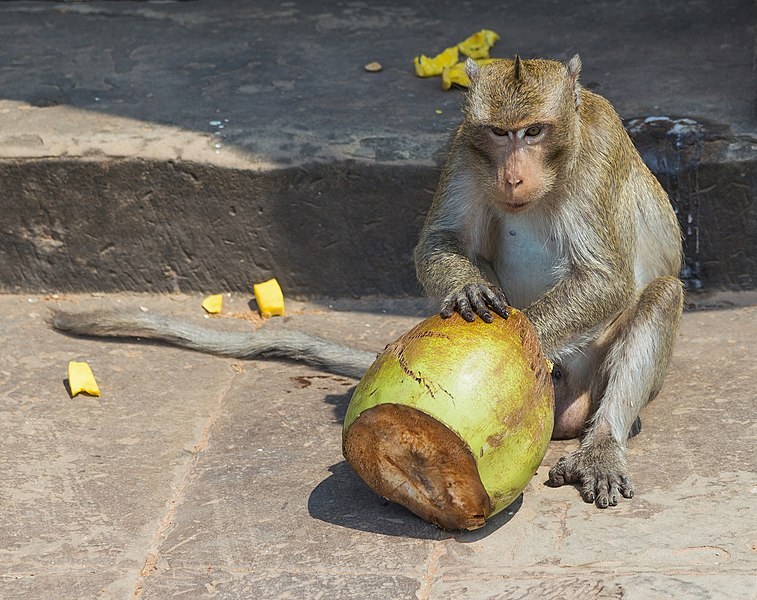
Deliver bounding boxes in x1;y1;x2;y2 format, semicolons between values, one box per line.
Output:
50;53;683;510
413;55;684;508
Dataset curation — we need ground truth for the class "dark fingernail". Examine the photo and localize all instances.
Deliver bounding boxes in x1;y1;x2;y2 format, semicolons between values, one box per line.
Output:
482;312;493;323
463;311;475;322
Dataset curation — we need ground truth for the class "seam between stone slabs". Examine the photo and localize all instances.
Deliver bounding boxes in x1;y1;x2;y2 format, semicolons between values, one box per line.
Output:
415;541;447;600
5;564;752;583
204;565;432;577
129;369;238;600
431;567;757;581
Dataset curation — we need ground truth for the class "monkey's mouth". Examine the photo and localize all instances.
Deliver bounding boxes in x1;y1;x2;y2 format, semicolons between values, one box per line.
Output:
504;200;531;211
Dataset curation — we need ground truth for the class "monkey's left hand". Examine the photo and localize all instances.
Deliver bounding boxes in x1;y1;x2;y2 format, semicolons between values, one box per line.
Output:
440;283;510;323
546;435;634;508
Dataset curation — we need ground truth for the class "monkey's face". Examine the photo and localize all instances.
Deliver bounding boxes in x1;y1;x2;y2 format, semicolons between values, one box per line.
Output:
464;57;579;212
479;122;557;211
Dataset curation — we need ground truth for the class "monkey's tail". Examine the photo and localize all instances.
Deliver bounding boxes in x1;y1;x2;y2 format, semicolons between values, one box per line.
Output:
49;309;376;379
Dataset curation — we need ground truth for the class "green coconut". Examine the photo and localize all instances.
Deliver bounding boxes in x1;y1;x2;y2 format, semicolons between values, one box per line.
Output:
342;310;554;530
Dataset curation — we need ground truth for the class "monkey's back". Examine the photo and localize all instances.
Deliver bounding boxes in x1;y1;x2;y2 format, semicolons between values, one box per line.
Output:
580;90;683;287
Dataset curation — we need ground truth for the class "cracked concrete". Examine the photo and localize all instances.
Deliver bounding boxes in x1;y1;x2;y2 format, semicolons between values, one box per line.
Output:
0;293;755;599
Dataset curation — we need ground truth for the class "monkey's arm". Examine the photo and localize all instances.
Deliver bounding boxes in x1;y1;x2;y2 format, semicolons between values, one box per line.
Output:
50;309;376;379
414;227;509;323
413;150;510;323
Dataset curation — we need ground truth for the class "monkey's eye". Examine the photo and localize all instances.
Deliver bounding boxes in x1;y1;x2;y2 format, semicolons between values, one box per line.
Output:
524;125;542;137
491;126;508;137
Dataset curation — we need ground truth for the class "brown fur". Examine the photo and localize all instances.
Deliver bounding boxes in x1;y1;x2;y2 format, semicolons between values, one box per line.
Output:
414;56;684;508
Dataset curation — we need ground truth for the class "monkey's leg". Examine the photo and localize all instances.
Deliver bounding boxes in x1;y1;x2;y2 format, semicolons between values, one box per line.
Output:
547;276;683;507
551;345;643;440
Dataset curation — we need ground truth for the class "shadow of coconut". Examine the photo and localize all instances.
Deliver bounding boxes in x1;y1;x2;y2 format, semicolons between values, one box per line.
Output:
308;460;522;541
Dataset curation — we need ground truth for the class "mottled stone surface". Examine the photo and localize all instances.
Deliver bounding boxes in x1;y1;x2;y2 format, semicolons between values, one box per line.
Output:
0;293;754;598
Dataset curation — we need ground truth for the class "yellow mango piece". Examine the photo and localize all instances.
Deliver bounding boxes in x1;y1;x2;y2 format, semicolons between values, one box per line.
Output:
441;59;498;90
414;45;459;77
68;361;100;397
253;278;285;318
457;29;500;59
201;293;223;314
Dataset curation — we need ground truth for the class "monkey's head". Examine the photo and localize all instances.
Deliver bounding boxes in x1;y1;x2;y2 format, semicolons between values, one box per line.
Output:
463;55;582;212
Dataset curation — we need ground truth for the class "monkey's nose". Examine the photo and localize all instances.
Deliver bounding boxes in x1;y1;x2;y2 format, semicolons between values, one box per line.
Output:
507;176;523;188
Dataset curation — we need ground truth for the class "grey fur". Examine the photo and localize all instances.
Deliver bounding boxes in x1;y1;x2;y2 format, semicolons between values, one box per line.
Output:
50;309;376;379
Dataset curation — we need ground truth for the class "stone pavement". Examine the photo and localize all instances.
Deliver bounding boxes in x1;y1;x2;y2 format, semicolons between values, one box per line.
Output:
1;293;755;599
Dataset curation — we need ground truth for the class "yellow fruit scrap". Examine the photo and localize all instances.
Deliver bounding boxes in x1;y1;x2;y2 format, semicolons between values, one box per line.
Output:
457;29;500;59
201;293;223;314
441;58;497;90
441;65;461;91
253;278;285;318
414;29;501;90
68;361;100;397
414;46;459;77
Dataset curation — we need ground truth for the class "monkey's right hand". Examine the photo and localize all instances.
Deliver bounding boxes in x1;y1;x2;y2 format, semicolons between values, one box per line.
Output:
440;283;510;323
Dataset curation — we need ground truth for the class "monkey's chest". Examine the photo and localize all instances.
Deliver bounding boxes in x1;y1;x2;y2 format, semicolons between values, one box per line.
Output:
491;225;559;309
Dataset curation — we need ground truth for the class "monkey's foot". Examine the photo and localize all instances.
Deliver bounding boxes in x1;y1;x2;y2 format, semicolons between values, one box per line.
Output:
546;436;634;508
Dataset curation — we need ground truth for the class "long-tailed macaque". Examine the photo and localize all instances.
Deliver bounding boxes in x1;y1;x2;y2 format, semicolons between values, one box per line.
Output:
51;54;683;509
414;56;683;507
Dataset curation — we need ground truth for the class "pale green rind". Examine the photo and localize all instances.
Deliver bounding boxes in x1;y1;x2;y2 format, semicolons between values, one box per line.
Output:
343;314;554;517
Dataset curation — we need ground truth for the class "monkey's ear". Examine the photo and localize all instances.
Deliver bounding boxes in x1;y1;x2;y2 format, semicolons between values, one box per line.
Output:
513;54;523;80
567;54;582;79
567;54;582;109
465;58;481;84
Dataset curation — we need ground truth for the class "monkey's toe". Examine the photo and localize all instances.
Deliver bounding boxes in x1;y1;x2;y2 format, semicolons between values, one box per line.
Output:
546;454;579;487
619;474;634;499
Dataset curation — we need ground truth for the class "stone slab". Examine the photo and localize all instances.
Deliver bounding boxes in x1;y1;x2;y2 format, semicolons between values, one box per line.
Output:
0;293;754;598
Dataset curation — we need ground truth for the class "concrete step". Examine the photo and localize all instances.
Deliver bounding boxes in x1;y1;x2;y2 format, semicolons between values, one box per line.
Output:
1;0;755;296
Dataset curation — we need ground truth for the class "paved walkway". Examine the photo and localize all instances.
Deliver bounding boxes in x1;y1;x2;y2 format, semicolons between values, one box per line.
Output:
1;293;755;599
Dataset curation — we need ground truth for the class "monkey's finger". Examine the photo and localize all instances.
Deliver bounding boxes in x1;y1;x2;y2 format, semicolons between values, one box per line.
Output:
455;294;476;322
440;302;455;319
482;287;510;319
468;291;494;323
